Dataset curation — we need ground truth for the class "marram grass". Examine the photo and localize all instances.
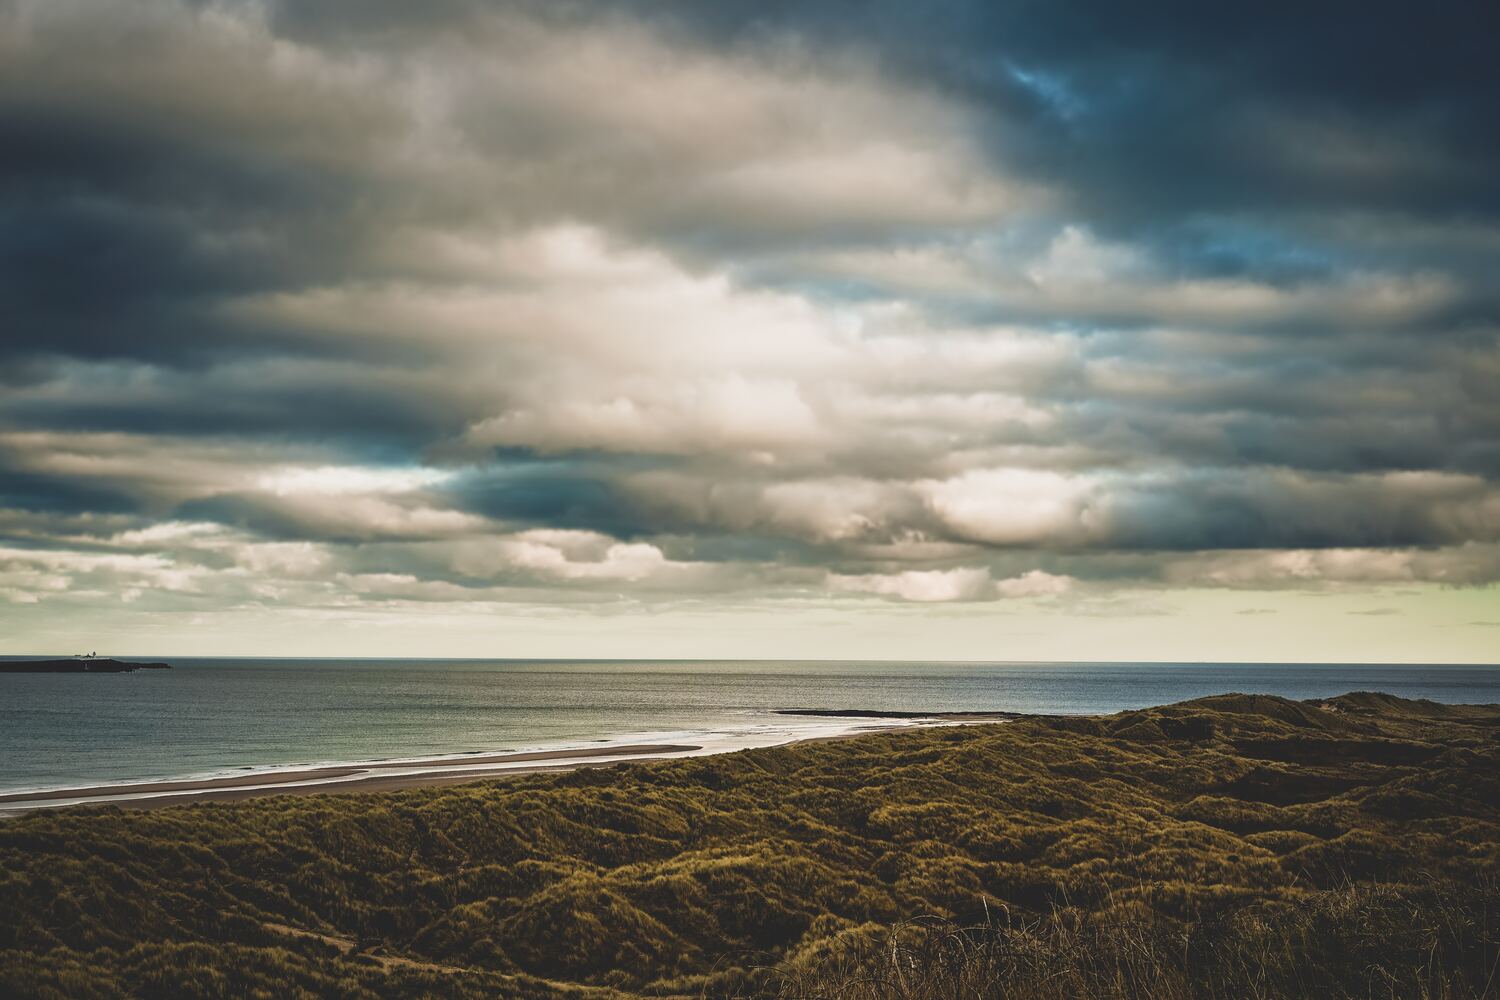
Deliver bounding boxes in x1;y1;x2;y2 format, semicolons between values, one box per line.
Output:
2;692;1497;998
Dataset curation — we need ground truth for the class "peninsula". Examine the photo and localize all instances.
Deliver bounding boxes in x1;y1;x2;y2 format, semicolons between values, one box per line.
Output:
0;658;172;673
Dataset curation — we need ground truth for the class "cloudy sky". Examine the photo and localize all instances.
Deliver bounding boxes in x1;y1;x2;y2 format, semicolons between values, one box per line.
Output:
2;0;1497;661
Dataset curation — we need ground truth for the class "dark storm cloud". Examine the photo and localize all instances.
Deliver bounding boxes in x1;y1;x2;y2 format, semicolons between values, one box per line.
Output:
0;0;1496;613
615;0;1500;221
1;359;472;451
448;466;653;540
0;469;144;517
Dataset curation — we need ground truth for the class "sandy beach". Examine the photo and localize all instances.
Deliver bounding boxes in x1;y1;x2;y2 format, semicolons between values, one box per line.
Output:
0;714;1010;814
0;744;701;807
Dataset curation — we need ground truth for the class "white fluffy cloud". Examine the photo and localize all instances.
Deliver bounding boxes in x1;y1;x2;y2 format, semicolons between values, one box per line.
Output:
829;567;1074;602
919;469;1105;546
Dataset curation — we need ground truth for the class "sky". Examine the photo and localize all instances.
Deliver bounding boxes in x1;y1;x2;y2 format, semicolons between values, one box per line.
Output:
1;0;1498;661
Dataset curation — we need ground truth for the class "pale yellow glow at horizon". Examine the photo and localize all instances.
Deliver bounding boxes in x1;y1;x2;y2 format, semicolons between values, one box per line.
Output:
4;584;1495;664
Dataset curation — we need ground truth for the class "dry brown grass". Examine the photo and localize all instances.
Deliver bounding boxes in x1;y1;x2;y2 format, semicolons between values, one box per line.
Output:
754;878;1500;999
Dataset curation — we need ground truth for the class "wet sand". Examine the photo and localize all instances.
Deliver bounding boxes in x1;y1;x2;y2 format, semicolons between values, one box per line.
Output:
0;767;371;804
0;743;701;810
78;756;704;810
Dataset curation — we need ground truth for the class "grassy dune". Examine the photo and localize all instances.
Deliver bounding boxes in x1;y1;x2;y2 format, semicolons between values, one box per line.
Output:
2;692;1498;998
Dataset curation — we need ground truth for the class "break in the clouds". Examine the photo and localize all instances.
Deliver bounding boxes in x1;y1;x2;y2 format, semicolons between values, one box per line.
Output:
1;0;1497;658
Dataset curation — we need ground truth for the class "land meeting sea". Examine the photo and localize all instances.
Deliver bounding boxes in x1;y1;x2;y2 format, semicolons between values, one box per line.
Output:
3;657;1499;805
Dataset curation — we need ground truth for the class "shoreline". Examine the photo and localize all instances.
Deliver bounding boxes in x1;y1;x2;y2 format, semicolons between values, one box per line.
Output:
0;714;998;814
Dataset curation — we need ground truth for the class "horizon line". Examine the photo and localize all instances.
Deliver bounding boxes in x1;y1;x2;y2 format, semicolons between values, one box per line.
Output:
3;653;1498;668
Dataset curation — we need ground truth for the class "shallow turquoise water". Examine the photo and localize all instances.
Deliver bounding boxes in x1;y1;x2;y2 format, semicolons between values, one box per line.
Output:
2;658;1498;794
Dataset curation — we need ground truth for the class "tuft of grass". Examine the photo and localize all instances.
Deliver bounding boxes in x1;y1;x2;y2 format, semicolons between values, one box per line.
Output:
754;877;1500;999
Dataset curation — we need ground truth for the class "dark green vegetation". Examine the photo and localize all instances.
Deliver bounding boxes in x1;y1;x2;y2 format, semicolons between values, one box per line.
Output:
0;659;170;673
2;692;1497;999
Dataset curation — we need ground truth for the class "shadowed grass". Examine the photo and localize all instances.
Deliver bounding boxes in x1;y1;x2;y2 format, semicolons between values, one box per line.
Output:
755;878;1500;999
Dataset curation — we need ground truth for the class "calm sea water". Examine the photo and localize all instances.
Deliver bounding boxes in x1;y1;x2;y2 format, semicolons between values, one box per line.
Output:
2;658;1498;795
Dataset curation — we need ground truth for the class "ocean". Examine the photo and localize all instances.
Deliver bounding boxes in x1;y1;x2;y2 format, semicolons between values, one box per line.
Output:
3;658;1499;797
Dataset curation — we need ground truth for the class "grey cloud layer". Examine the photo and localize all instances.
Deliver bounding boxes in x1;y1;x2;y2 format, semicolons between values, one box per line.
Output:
1;0;1497;613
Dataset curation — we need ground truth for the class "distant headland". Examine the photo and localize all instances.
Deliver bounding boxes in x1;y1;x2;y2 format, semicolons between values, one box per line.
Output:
0;658;172;674
778;708;1020;721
